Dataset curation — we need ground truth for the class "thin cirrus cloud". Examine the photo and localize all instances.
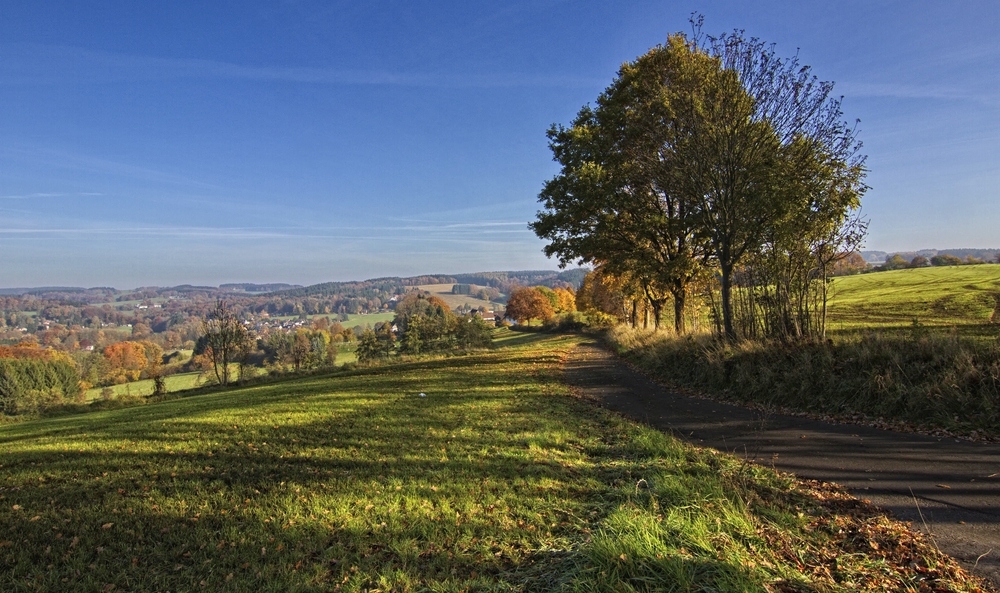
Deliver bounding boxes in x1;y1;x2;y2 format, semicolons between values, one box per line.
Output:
829;81;995;105
0;43;604;89
0;192;104;200
0;221;535;241
1;146;225;191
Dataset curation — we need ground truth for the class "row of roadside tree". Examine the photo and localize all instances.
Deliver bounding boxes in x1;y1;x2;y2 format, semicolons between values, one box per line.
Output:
531;20;868;340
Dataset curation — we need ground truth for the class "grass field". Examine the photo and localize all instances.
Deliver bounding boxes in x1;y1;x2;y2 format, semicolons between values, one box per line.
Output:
414;283;503;311
269;312;397;329
84;372;206;401
0;331;980;591
827;265;1000;330
86;344;361;401
342;312;396;328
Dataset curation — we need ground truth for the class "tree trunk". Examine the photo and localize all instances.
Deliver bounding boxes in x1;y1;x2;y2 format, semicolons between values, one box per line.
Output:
720;262;736;340
820;261;829;340
672;288;686;334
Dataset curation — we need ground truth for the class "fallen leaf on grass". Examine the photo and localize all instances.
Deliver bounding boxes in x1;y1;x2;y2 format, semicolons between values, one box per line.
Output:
102;523;114;529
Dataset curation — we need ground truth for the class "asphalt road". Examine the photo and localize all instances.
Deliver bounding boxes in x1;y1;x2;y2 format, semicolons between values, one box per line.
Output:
565;340;1000;586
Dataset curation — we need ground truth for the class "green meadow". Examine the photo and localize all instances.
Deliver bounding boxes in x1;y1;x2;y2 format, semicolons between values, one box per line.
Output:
0;331;979;591
85;345;360;401
827;265;1000;330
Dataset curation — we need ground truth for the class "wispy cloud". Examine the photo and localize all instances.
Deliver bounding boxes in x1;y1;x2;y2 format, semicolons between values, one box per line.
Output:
0;221;535;241
837;81;995;105
0;192;103;200
0;43;603;89
0;145;224;191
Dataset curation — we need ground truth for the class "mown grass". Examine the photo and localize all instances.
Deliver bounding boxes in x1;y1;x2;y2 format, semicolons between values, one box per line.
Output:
0;332;983;591
828;266;1000;330
84;372;205;401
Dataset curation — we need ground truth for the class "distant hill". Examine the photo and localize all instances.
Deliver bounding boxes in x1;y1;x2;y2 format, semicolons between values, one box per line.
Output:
219;283;302;293
0;269;590;300
0;287;87;296
265;269;590;299
451;269;588;290
266;278;408;299
862;248;999;264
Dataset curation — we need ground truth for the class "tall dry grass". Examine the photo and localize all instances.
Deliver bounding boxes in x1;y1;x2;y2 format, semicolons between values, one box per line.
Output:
606;325;1000;437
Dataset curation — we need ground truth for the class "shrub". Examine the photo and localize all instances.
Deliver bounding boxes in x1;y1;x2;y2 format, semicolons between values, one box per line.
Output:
455;317;494;349
909;255;929;268
931;254;963;266
542;312;586;332
878;254;909;270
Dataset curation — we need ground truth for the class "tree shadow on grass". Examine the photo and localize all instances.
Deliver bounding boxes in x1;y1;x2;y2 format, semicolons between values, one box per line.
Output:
0;358;772;592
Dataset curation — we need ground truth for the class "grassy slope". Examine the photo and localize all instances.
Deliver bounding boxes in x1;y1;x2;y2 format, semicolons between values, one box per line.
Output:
0;332;981;592
827;266;1000;329
87;345;359;401
85;372;205;401
414;283;503;311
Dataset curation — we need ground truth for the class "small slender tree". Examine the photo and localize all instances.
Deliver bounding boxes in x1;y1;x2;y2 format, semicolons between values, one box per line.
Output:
202;300;254;386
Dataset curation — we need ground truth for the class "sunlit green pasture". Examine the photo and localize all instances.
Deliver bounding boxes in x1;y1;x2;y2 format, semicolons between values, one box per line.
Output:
0;332;979;591
85;345;360;401
84;372;206;401
341;312;396;328
826;265;1000;330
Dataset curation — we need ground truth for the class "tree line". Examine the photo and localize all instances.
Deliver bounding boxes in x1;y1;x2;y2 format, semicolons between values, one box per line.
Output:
355;293;494;364
532;20;868;340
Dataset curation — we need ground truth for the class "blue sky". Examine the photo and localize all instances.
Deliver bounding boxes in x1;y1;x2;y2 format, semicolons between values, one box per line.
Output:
0;1;996;288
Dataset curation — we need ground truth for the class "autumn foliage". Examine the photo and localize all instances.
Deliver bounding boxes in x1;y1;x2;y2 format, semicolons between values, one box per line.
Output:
504;287;556;324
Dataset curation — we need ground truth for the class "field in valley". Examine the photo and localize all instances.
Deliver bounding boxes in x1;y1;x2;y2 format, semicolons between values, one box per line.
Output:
413;283;503;311
0;330;980;592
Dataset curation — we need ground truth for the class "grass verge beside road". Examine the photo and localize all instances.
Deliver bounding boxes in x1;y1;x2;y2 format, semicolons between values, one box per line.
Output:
0;331;985;591
607;325;1000;440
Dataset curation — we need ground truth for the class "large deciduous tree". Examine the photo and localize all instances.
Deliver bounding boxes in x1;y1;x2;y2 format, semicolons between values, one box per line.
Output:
532;35;716;333
503;287;554;324
688;22;866;338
